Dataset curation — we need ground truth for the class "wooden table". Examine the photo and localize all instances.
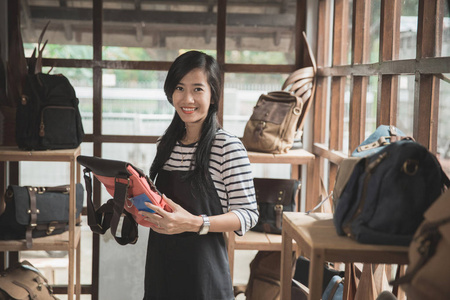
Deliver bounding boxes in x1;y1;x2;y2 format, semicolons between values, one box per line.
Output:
280;212;409;300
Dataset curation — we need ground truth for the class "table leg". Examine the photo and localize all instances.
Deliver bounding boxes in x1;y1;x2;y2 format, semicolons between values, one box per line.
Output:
280;228;293;300
309;248;325;300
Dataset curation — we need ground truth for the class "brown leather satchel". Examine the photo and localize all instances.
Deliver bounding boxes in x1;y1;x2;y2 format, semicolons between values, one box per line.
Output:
393;188;450;300
242;32;316;154
0;260;58;300
242;91;304;153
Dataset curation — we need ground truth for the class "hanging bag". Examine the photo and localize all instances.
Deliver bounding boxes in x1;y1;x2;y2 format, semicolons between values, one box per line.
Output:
77;155;171;245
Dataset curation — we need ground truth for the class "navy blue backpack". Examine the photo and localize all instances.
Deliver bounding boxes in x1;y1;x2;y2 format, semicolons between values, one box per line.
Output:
334;139;450;246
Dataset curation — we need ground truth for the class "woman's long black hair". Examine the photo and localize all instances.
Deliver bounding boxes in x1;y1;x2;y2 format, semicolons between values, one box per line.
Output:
149;51;222;199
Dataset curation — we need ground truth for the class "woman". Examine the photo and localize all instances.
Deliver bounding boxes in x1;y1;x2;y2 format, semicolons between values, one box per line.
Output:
141;50;258;300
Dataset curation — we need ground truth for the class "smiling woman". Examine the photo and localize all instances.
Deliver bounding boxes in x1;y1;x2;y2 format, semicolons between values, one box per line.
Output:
141;50;259;300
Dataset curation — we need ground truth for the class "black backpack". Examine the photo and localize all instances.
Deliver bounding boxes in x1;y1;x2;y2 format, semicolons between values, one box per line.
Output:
333;140;450;246
15;72;84;150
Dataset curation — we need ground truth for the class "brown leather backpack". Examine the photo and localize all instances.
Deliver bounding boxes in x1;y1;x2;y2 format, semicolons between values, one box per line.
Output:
242;32;316;154
0;261;58;300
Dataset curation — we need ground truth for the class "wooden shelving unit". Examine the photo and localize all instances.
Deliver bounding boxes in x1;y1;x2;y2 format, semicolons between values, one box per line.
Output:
227;148;315;280
0;146;81;300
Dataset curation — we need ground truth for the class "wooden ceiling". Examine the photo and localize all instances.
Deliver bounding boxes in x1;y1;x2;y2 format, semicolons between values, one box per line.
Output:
20;0;297;51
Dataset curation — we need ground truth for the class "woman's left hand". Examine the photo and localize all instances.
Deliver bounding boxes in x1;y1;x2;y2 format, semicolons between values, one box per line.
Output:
140;194;201;235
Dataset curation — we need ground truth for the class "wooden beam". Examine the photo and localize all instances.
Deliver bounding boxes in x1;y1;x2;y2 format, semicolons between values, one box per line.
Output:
349;0;371;153
377;0;401;126
295;0;307;68
317;57;450;76
414;0;443;152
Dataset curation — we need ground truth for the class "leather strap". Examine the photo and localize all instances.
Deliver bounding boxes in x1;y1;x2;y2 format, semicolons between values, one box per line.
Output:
110;175;129;238
274;188;286;229
25;186;39;249
327;277;343;300
82;168;138;245
83;170;110;234
12;280;37;299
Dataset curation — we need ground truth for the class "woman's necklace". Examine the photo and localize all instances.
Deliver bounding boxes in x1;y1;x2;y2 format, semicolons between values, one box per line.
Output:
180;143;195;164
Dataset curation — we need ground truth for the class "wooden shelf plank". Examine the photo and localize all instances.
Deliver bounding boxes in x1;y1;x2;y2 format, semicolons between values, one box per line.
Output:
0;226;81;252
0;146;81;162
247;149;315;165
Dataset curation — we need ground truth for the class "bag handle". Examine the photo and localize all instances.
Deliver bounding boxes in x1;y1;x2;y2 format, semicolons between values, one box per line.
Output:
82;168;138;245
28;20;51;75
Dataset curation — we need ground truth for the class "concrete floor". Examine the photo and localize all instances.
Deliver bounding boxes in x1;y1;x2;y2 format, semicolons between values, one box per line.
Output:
19;223;259;300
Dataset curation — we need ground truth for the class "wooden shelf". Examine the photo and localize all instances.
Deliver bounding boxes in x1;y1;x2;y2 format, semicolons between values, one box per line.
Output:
0;226;81;252
247;148;315;165
227;231;296;251
0;146;81;300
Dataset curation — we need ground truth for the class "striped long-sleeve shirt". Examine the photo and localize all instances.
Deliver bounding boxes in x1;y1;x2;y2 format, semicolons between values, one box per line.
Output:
161;129;259;235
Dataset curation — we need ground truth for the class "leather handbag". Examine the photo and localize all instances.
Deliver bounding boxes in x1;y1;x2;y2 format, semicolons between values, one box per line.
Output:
0;184;83;248
77;155;171;245
242;91;304;154
393;188;450;300
0;260;57;300
242;32;316;154
251;178;301;234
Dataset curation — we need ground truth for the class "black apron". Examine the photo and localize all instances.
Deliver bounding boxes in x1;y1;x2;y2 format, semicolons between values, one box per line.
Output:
143;169;234;300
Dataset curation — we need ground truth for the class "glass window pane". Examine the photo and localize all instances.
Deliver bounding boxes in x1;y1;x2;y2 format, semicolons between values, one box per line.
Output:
399;0;418;60
347;0;354;65
98;143;156;300
343;76;351;154
41;66;93;135
21;0;93;60
223;73;288;137
397;75;415;136
441;1;450;57
369;0;381;63
102;1;217;61
438;75;450;178
101;70;174;136
365;76;378;136
225;0;296;64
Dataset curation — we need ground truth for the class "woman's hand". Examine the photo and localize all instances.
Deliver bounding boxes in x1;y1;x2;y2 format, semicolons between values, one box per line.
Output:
140;194;202;235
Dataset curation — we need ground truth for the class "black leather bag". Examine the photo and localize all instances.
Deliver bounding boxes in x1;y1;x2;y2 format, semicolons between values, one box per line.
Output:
251;178;301;234
334;140;450;246
0;184;84;248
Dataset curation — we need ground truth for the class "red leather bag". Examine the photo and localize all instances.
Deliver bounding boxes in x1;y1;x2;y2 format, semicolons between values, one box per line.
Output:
77;155;170;245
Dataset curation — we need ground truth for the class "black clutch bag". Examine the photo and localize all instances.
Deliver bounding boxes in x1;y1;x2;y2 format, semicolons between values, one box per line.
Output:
0;184;84;248
251;178;301;234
